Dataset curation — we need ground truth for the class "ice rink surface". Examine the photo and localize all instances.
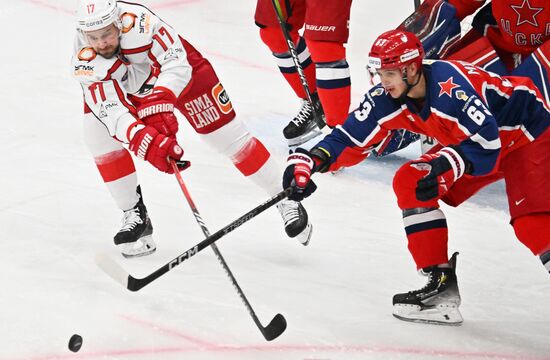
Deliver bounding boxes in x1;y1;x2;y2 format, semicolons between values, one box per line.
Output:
1;0;549;359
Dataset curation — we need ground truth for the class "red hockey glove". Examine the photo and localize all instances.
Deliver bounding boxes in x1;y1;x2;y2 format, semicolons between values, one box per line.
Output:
412;146;469;202
283;148;318;202
136;91;179;136
129;126;183;174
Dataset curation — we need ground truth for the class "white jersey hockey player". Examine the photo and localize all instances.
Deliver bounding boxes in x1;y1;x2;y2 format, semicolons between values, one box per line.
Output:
72;0;313;257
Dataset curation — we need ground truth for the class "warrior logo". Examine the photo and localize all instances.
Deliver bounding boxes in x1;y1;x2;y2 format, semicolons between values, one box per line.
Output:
211;83;233;114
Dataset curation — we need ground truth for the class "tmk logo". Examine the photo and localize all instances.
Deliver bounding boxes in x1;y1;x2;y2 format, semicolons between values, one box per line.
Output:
168;246;199;269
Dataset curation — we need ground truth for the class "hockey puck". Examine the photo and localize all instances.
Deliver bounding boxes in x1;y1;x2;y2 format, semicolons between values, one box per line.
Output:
68;334;83;352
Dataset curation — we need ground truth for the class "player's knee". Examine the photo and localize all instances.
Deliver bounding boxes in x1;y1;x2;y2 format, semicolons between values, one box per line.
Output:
259;26;298;53
393;163;420;205
513;213;550;255
305;39;345;63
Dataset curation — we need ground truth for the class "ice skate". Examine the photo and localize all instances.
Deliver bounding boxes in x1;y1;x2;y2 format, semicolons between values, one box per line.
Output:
392;252;463;325
114;192;156;258
283;92;325;146
277;199;313;246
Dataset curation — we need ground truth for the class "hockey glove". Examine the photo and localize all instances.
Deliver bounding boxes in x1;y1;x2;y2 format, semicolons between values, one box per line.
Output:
136;91;179;136
412;146;469;202
129;126;183;174
283;148;318;202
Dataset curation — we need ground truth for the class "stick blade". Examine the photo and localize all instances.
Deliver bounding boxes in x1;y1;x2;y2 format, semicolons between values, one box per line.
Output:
94;252;130;289
262;313;287;341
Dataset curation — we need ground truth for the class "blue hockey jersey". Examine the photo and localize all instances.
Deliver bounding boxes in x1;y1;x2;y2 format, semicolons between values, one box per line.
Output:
314;60;550;176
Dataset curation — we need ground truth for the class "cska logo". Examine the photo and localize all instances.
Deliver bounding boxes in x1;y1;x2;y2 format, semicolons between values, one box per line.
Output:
438;77;459;97
510;0;543;27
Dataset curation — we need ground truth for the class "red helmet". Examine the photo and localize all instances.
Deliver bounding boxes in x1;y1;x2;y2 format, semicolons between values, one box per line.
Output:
367;30;424;72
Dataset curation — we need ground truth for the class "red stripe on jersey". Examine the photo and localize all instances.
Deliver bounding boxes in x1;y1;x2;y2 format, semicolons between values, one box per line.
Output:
103;59;124;81
121;43;153;55
148;51;161;70
112;80;137;116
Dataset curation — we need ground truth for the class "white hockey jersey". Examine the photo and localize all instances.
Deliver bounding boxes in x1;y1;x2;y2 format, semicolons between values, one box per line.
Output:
72;1;192;142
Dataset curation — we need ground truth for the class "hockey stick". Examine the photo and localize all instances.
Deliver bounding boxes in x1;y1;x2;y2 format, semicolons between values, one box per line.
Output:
169;160;286;341
95;182;292;290
270;0;326;130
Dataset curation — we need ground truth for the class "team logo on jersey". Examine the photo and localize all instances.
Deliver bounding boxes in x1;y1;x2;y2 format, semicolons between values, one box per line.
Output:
511;0;543;27
455;90;469;101
77;47;97;62
74;64;95;77
212;83;233;114
163;48;181;61
139;13;151;34
98;104;108;119
438;77;459;97
121;12;137;33
371;87;385;97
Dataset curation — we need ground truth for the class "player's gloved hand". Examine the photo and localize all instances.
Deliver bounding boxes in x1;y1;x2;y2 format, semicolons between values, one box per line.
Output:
283;148;318;202
136;91;179;136
411;146;469;201
129;126;183;174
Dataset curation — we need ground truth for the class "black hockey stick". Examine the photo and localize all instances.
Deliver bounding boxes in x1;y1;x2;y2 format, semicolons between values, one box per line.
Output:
95;183;292;290
169;160;286;341
271;0;326;130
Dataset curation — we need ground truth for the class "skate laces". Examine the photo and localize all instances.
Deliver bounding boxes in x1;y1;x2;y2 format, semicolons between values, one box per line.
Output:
120;207;143;232
291;100;313;126
277;200;300;225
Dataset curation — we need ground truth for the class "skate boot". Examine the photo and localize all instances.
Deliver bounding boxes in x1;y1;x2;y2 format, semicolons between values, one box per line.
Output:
392;252;463;325
113;190;156;258
276;199;313;246
283;92;325;146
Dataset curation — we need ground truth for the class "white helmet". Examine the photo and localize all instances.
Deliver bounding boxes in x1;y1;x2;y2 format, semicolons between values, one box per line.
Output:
76;0;121;32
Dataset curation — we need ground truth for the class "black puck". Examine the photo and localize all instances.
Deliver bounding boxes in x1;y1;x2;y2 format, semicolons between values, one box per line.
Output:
68;334;83;352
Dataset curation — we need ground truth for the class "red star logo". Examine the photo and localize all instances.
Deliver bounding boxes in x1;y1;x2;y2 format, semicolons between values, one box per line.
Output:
511;0;543;27
438;77;459;97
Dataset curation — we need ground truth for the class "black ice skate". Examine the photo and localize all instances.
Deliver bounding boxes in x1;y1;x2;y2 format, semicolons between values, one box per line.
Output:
283;92;326;146
113;188;156;258
392;252;463;325
276;199;312;245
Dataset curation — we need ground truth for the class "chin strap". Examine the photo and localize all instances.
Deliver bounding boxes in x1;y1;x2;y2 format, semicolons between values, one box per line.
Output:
399;67;422;102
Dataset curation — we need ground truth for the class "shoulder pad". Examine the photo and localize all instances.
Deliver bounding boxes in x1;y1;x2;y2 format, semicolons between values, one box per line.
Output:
117;3;159;49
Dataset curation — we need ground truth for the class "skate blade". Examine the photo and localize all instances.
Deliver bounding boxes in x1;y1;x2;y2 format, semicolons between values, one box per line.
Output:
294;223;312;246
392;303;463;326
120;236;157;258
286;128;323;146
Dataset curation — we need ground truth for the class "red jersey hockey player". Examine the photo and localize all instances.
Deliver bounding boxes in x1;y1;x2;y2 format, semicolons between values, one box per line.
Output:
389;0;549;152
413;0;549;101
283;30;550;324
254;0;353;145
72;0;312;257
